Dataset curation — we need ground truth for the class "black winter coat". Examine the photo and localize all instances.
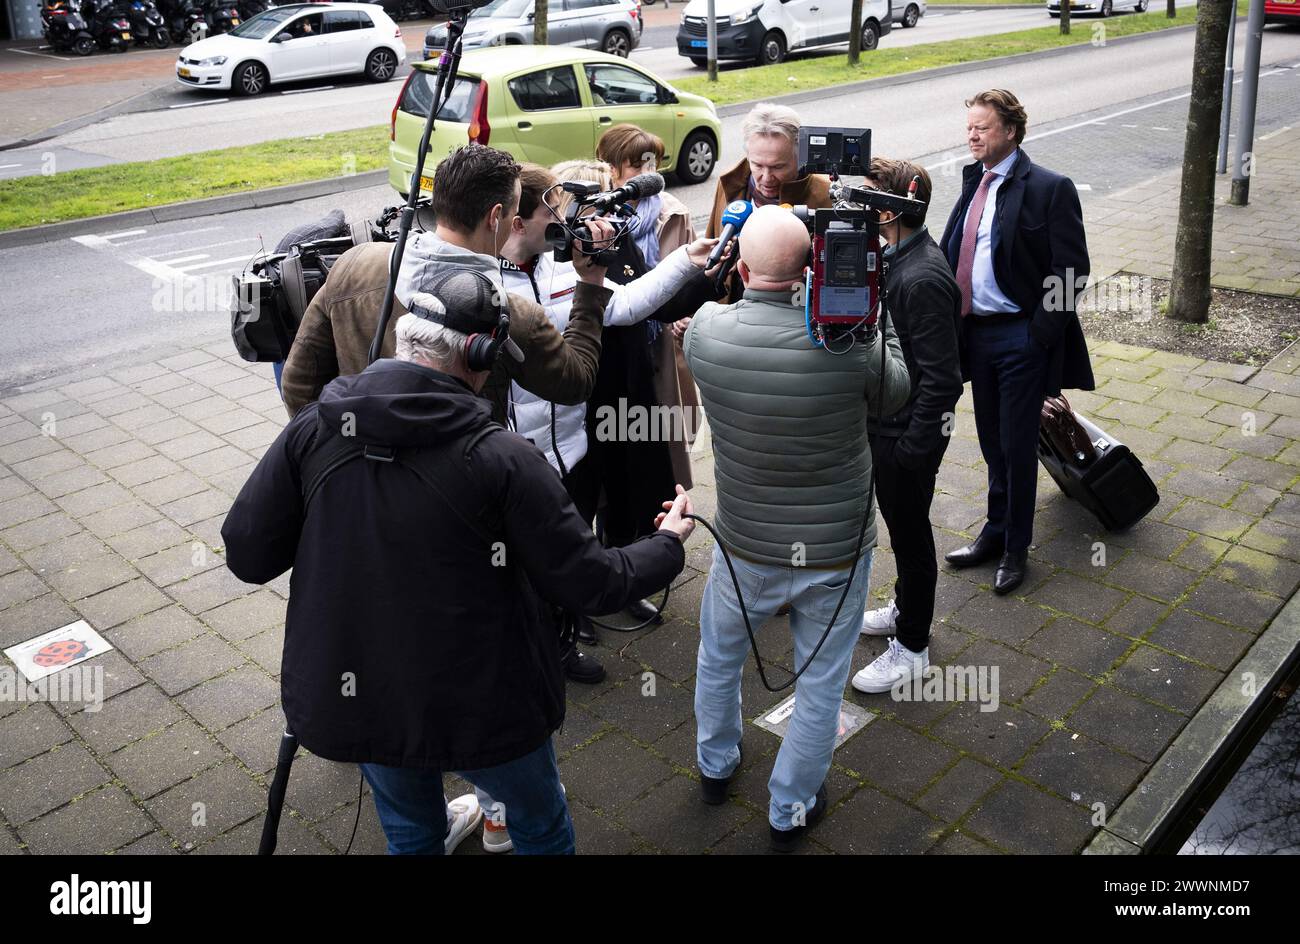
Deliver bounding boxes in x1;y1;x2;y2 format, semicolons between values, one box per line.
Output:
939;148;1096;395
222;359;685;771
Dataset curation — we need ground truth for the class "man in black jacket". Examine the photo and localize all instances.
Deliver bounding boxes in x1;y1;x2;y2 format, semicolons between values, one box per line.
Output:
851;158;964;695
938;89;1094;595
222;259;693;855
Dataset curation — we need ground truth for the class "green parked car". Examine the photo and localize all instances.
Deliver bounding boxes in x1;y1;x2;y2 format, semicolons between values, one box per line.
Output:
388;45;722;197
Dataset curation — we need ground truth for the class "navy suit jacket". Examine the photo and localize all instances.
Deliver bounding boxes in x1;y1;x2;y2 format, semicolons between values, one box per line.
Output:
939;148;1095;395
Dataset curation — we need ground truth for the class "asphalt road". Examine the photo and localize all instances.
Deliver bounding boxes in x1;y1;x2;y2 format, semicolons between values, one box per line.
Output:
0;1;1199;174
2;25;1298;390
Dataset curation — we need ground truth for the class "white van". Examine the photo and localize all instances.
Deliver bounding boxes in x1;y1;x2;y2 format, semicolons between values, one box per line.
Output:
676;0;893;67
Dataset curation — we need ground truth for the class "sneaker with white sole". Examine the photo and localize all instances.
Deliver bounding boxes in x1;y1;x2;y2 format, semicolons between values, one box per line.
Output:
861;599;900;636
482;815;514;853
444;793;482;854
851;637;929;694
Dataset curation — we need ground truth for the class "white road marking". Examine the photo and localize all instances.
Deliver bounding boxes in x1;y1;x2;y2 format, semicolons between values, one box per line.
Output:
168;98;229;108
103;228;148;240
161;253;211;265
1151;126;1171;131
281;86;335;95
0;164;21;170
6;48;74;61
111;226;224;246
175;254;258;271
1076;184;1093;191
156;237;259;255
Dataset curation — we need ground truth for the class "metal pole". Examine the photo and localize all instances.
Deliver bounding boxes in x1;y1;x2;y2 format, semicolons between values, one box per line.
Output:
1230;0;1266;206
706;0;717;82
1217;9;1236;174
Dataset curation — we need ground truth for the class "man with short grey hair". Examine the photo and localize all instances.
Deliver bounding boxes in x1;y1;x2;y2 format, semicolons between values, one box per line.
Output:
705;102;833;300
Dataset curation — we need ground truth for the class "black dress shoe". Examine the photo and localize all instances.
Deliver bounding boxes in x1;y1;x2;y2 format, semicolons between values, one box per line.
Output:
994;550;1029;595
944;532;1004;568
623;598;664;624
700;743;743;806
769;782;828;853
563;646;606;685
574;614;597;645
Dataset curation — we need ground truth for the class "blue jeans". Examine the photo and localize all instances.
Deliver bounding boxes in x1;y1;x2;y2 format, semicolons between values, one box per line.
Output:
695;543;872;830
360;739;573;855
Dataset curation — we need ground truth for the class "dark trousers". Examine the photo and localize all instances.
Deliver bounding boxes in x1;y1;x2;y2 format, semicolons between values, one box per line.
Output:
870;434;941;654
966;318;1048;553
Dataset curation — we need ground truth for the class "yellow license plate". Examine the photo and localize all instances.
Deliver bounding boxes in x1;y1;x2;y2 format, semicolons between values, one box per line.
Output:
121;31;131;40
179;66;191;77
419;175;434;193
231;17;240;24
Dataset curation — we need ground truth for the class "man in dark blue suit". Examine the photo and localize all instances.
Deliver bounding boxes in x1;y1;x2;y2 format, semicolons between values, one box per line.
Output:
938;89;1095;594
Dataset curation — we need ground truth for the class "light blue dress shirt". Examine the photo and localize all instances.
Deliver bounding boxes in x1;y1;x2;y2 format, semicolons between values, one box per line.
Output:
960;149;1020;315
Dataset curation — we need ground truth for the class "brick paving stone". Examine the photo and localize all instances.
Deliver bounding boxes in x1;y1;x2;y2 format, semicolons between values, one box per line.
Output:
818;786;945;854
1165;500;1256;541
1019;730;1147;812
1222;455;1299;491
107;605;209;661
42;554;137;603
134;542;222;588
44;650;145;717
1066;686;1185;762
114;832;178;854
1213;544;1300;597
215;708;287;774
76;577;170;629
618;775;751;853
68;683;183;753
1102;552;1201;603
0;492;58;531
1019;668;1098;721
837;719;959;801
284;752;367;822
964;779;1096;854
1027;572;1130;624
133;471;207;506
139;633;246;695
146;762;266;848
930;702;1049;768
105;518;191;561
179;446;251;478
1158;438;1234;471
166;564;256;614
136;418;203;448
955;638;1052;705
54;481;133;519
193;813;331;855
1111;645;1223;714
1024;617;1132;677
224;422;283;452
949;593;1051;646
0;704;71;768
80;500;162;540
109;454;182;488
236;627;283;676
108;719;225;799
1183;576;1283;631
0;593;78;648
560;732;674;813
588;675;695;745
1145;608;1254;672
177;665;279;732
0;742;109;824
0;569;51;611
18;785;153;854
1161;468;1241;505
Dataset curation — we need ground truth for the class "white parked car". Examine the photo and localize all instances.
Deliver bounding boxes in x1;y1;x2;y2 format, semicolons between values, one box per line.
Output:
176;2;407;95
1047;0;1149;16
676;0;894;67
891;0;925;28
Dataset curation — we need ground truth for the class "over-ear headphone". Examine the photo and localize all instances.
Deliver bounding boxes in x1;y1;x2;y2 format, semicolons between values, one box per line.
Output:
407;265;513;373
464;307;511;372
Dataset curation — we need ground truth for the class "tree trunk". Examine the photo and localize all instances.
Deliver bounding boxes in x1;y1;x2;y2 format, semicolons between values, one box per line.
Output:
535;0;548;45
848;0;864;65
1060;1;1070;35
1169;0;1234;324
1167;0;1176;18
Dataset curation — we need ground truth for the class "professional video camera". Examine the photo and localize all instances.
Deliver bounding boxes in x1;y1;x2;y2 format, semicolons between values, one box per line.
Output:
789;126;928;350
544;172;666;265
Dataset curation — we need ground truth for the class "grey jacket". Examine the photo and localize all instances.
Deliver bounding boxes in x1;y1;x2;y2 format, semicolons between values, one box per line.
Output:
684;288;912;568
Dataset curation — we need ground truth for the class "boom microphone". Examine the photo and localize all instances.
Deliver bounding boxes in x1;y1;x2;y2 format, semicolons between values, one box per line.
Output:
706;199;752;270
589;172;665;212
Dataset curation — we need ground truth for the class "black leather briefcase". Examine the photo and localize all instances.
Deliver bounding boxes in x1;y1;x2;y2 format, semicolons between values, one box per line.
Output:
1037;395;1159;532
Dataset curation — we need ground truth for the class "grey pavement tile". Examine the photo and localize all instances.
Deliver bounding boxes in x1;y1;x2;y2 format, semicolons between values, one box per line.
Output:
618;775;751;853
949;592;1051;646
1027;572;1131;625
817;785;945;854
1183;576;1283;631
0;704;72;768
193;813;330;855
11;449;81;482
954;638;1053;706
177;665;279;732
133;471;207;507
80;500;162;540
0;569;51;611
1019;730;1147;813
139;633;245;695
836;719;958;801
107;605;208;661
1212;544;1300;597
1145;608;1254;672
42;554;138;602
236;627;283;676
285;753;365;822
145;762;266;849
1066;685;1186;763
114;831;179;854
43;650;145;718
53;481;133;519
156;431;227;463
68;683;183;754
568;800;643;855
1;512;81;552
108;719;226;800
588;674;695;745
1110;645;1223;714
1024;617;1134;677
134;541;222;588
926;830;1001;854
0;593;79;648
108;455;182;489
216;708;287;775
0;742;109;824
224;422;283;452
317;798;385;855
559;732;674;814
76;577;171;630
68;429;138;461
931;702;1050;768
1019;668;1098;722
159;489;232;528
964;779;1096;855
166;564;256;615
105;519;192;561
914;757;1005;823
18;785;153;855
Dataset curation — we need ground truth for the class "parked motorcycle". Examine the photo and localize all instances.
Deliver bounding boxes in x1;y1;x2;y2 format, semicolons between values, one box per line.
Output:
126;0;170;46
234;0;270;21
157;0;205;43
38;0;96;56
200;0;241;35
81;0;133;52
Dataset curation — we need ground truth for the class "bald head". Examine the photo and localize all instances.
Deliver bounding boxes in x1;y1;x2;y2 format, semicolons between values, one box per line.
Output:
738;205;810;290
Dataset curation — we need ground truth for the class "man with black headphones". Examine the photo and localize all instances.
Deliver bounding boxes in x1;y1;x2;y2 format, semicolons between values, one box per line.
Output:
223;255;694;855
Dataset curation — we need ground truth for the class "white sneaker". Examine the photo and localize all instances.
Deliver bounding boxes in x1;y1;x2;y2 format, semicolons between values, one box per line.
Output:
851;637;929;694
482;815;514;853
861;599;900;636
444;793;482;854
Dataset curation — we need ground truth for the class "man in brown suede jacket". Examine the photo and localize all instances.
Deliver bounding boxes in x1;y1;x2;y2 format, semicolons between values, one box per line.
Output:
281;145;611;426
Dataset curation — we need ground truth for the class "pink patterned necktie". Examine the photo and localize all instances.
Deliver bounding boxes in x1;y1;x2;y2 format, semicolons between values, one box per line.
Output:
954;170;998;317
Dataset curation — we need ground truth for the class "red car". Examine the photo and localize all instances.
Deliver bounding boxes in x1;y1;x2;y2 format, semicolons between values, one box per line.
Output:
1266;0;1300;24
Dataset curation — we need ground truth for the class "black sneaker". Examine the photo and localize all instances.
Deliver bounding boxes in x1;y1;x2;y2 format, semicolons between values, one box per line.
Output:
700;743;743;805
574;614;597;646
623;598;664;624
563;646;606;685
769;783;828;853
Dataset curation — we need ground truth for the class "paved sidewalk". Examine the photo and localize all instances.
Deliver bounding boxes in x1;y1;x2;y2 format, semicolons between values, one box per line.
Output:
1;319;1299;853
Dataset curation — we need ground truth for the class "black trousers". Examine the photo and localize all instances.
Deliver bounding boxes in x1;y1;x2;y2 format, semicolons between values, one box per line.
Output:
870;434;942;654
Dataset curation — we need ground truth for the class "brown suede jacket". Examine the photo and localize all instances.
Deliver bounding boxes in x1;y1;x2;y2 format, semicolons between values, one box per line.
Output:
280;241;612;424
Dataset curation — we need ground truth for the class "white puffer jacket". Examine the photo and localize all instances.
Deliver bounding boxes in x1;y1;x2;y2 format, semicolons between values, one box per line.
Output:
505;246;697;474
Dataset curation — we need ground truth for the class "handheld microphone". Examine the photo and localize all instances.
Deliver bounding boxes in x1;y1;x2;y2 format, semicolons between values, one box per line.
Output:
589;172;665;212
706;200;752;270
